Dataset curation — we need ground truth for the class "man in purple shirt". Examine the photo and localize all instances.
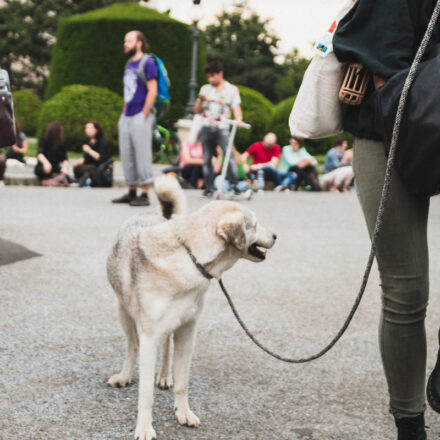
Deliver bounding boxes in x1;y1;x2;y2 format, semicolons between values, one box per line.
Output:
112;30;158;206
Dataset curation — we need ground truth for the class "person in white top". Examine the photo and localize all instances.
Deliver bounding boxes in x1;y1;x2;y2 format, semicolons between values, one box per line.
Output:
194;60;244;197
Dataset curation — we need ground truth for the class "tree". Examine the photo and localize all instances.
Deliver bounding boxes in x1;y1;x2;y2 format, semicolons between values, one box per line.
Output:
204;8;280;102
274;48;310;102
0;0;135;97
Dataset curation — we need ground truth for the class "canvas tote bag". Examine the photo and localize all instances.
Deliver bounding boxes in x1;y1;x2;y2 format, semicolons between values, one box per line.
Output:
0;68;15;148
289;0;356;139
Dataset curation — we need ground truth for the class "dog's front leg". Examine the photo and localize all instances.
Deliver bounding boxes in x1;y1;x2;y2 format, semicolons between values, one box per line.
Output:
156;334;173;389
173;319;200;427
135;333;157;440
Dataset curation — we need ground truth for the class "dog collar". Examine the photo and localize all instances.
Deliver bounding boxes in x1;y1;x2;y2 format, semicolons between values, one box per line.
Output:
178;239;214;281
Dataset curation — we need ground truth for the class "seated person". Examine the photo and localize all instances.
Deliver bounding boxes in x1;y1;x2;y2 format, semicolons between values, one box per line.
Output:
6;119;28;164
34;121;70;186
214;146;249;192
0;150;5;187
278;136;320;191
73;120;111;187
321;141;354;192
242;132;296;191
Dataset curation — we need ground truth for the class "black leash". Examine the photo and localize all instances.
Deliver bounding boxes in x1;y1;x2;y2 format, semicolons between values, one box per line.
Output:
217;1;440;364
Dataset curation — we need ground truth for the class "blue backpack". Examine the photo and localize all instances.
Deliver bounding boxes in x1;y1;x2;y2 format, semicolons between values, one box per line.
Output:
134;53;170;109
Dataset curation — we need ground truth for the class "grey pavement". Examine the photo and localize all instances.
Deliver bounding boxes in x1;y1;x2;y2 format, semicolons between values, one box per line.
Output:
2;186;440;440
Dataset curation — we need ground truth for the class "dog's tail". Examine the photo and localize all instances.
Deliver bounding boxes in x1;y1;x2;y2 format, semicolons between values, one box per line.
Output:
154;174;187;219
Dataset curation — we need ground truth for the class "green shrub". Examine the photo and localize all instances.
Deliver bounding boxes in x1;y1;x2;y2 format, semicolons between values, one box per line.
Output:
46;3;206;124
268;95;354;156
38;85;123;155
12;90;42;136
267;96;295;148
235;85;274;152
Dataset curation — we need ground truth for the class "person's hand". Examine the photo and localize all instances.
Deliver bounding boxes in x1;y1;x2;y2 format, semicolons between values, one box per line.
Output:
12;144;20;153
82;144;91;154
374;75;386;90
250;163;261;172
236;120;245;128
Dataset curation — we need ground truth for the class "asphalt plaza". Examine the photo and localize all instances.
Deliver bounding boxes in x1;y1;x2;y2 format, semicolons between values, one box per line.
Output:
2;185;440;439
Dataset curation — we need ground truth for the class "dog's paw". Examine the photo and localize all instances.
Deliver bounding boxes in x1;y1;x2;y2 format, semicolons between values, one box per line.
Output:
156;374;173;390
175;407;200;427
107;374;131;388
134;421;156;440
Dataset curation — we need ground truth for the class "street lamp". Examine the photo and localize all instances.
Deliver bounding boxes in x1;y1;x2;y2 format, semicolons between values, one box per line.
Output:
185;0;203;118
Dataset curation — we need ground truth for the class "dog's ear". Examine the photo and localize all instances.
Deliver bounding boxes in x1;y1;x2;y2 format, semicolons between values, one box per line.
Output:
216;211;246;251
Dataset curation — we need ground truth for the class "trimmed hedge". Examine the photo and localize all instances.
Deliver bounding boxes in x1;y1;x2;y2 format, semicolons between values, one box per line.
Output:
46;3;206;124
268;95;354;155
267;96;295;148
12;90;42;136
235;85;274;152
38;85;123;155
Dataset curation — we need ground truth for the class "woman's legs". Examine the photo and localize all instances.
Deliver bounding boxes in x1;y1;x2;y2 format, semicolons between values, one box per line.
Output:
353;138;430;418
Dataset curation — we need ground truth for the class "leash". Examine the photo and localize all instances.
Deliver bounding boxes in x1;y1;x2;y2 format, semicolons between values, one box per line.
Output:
217;1;440;364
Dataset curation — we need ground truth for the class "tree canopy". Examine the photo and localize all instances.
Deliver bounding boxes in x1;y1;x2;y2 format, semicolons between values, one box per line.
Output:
204;8;280;102
0;0;135;96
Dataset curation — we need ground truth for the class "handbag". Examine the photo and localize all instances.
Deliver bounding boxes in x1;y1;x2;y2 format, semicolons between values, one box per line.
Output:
289;0;356;139
0;69;15;148
375;47;440;198
92;158;114;187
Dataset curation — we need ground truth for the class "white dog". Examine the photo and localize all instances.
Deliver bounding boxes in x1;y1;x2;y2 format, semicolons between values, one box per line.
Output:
107;175;276;440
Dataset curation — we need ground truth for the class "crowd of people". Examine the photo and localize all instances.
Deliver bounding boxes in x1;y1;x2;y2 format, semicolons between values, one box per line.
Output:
0;31;354;199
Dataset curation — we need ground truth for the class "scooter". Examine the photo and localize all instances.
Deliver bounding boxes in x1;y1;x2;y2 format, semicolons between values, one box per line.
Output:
214;119;252;201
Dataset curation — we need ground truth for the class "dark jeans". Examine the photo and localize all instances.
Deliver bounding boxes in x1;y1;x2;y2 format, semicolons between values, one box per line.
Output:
289;165;320;191
200;126;237;192
35;162;59;179
249;167;297;188
74;163;97;180
354;138;429;418
181;165;203;188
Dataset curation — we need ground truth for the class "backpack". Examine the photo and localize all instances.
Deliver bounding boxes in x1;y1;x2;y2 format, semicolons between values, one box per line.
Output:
128;53;170;110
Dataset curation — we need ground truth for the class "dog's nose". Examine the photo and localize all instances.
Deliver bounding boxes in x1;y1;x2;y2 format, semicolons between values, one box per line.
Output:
273;233;277;240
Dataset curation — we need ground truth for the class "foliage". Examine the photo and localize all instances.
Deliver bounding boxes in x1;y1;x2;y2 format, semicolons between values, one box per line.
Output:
0;0;136;97
268;95;355;156
274;49;310;103
12;90;42;136
204;8;280;102
267;96;295;148
46;3;205;124
37;84;123;156
235;86;274;153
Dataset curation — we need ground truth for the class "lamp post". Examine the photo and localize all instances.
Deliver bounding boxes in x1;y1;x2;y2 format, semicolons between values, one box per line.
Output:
185;0;202;118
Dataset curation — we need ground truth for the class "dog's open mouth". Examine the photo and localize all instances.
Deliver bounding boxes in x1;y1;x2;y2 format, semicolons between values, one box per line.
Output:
248;243;267;260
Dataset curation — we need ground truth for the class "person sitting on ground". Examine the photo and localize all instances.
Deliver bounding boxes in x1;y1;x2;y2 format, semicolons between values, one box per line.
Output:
0;149;6;187
321;138;354;192
278;136;320;191
73;120;111;187
163;139;205;189
6;119;28;164
34;121;70;186
241;132;297;191
214;145;249;193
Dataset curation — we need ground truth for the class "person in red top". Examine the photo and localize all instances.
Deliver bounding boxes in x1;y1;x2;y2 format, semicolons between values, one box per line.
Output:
242;132;297;191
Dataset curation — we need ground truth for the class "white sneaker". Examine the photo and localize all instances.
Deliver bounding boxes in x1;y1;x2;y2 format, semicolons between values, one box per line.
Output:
0;180;5;187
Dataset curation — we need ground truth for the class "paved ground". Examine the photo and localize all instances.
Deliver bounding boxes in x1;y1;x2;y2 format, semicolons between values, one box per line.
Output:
2;185;440;440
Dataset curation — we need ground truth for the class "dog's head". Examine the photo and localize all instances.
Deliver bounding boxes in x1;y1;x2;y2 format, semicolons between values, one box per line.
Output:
216;204;276;262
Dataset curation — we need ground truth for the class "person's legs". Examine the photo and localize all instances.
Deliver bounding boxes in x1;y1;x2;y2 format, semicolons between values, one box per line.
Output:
200;127;216;193
114;114;137;203
132;111;155;195
353;138;429;420
0;153;6;181
182;165;202;188
261;166;280;185
217;128;238;187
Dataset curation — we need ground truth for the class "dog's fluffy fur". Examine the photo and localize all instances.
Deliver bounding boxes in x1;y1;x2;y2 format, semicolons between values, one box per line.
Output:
107;175;276;440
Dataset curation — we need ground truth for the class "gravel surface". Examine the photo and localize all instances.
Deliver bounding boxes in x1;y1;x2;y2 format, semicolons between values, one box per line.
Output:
2;186;440;440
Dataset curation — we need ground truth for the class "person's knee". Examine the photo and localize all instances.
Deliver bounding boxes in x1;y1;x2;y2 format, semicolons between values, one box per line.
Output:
381;273;428;325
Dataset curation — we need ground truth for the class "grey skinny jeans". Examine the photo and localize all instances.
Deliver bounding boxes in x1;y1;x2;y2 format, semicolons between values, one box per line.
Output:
353;138;430;418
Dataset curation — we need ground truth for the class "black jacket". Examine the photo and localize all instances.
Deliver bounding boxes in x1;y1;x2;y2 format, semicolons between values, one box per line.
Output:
333;0;440;140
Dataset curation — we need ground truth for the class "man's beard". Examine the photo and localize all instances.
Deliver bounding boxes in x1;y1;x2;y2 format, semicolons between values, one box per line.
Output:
125;48;136;57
